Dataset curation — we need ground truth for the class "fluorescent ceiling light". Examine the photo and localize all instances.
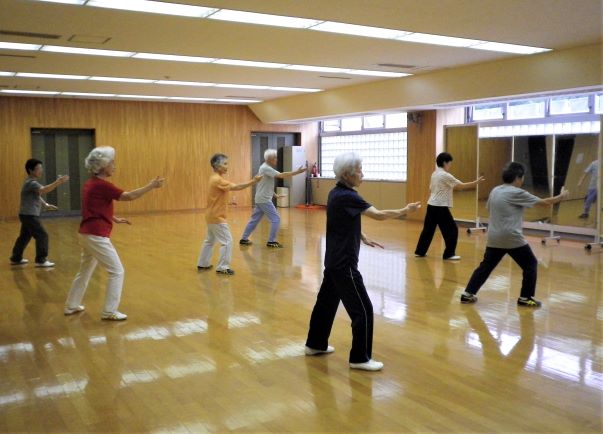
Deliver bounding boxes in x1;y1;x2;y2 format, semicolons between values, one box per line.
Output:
0;89;59;95
62;92;116;97
156;80;214;87
284;65;351;73
87;0;218;18
213;59;287;68
213;98;262;103
133;52;215;63
0;71;16;76
35;0;86;4
116;94;165;99
209;9;321;28
90;76;154;83
346;70;410;77
215;83;269;90
269;86;321;92
0;42;42;51
397;33;483;47
41;45;134;57
471;42;550;54
309;21;409;39
16;72;90;80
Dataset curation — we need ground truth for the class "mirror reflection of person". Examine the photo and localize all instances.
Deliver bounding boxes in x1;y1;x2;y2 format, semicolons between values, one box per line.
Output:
460;162;568;308
415;152;484;261
577;159;599;219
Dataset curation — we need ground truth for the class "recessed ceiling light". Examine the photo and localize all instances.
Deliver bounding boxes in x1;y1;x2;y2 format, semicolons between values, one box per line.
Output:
116;94;165;99
156;80;214;87
309;21;409;40
346;70;410;77
213;59;287;68
0;89;59;95
397;33;483;47
17;72;90;80
0;42;42;51
90;76;155;83
284;65;351;73
208;9;321;28
87;0;218;18
62;92;116;97
269;86;321;92
41;45;135;57
215;83;269;90
133;53;215;63
471;42;550;54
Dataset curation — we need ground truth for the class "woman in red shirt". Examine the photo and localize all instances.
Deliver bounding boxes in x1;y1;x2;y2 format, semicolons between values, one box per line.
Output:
64;146;164;321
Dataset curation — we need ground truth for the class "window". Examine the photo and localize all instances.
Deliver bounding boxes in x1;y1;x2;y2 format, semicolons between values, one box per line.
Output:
385;112;407;128
507;99;545;120
549;95;590;115
472;103;504;121
341;117;362;132
322;119;340;132
320;132;407;181
363;114;384;129
595;94;603;114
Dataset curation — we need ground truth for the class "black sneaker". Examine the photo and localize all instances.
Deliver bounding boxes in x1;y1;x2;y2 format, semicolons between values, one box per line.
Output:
578;213;589;219
517;297;541;308
460;293;478;304
239;239;252;245
266;241;283;248
197;265;213;271
216;268;235;275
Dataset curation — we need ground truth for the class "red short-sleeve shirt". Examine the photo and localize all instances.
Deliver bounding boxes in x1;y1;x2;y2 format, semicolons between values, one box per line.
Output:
79;177;124;237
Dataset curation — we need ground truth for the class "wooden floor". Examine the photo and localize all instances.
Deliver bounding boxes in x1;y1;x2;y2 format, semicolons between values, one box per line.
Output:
0;208;601;433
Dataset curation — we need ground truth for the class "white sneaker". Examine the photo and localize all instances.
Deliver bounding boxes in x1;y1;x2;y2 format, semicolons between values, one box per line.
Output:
10;259;29;265
444;255;461;261
349;359;384;371
35;260;55;268
64;305;85;315
305;345;335;356
101;311;128;321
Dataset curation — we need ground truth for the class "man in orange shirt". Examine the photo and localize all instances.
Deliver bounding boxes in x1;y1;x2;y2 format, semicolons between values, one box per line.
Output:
198;153;262;275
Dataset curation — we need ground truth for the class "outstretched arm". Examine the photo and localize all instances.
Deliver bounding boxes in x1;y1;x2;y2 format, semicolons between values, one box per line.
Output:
536;186;569;207
362;202;421;221
275;166;307;179
119;176;165;201
230;175;263;191
39;175;70;195
454;176;485;191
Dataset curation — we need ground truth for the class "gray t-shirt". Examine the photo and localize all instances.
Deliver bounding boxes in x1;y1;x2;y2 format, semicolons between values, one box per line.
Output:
19;178;43;216
255;162;280;204
486;184;540;249
584;160;599;190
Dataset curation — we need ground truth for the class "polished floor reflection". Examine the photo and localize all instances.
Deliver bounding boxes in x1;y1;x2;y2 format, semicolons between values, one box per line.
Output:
0;208;601;432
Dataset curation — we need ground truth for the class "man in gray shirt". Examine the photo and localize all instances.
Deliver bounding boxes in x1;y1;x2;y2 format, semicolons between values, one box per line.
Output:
10;159;69;267
240;149;306;248
577;159;599;219
460;162;568;307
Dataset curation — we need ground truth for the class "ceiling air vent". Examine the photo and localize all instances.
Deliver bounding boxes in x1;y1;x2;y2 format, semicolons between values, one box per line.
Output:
377;63;416;69
69;35;111;44
0;53;36;59
318;75;351;80
0;29;61;39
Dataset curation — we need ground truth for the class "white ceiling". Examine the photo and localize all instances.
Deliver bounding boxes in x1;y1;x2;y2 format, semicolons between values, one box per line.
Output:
0;0;601;105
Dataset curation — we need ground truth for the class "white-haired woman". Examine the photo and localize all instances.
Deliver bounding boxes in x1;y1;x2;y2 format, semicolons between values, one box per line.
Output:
64;146;164;321
239;148;306;248
305;152;420;371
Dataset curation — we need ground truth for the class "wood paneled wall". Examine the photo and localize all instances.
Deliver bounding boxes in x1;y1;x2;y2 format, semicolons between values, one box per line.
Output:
478;137;513;199
406;110;437;221
0;96;318;219
310;178;406;210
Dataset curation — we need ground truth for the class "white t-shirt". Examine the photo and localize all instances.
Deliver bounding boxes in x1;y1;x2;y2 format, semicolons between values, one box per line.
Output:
255;162;280;203
427;167;461;208
584;160;599;190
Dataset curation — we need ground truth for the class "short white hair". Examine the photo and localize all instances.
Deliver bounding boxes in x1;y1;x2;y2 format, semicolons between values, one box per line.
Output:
333;152;362;180
85;146;115;175
264;149;277;161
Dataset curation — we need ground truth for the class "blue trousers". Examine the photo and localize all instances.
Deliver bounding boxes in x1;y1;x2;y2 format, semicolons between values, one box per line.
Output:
583;188;597;214
241;202;280;242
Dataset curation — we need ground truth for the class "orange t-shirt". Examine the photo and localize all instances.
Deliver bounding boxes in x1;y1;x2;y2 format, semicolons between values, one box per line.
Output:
206;173;235;224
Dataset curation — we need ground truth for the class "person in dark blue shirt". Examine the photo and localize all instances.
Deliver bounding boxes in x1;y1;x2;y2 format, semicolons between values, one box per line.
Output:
305;152;420;371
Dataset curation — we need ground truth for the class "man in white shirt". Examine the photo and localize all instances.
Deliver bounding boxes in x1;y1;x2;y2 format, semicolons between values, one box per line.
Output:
240;149;306;248
577;159;599;219
414;152;484;260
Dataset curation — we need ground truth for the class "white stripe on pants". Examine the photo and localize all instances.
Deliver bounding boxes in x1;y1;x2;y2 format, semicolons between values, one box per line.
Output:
198;223;232;271
65;234;125;314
